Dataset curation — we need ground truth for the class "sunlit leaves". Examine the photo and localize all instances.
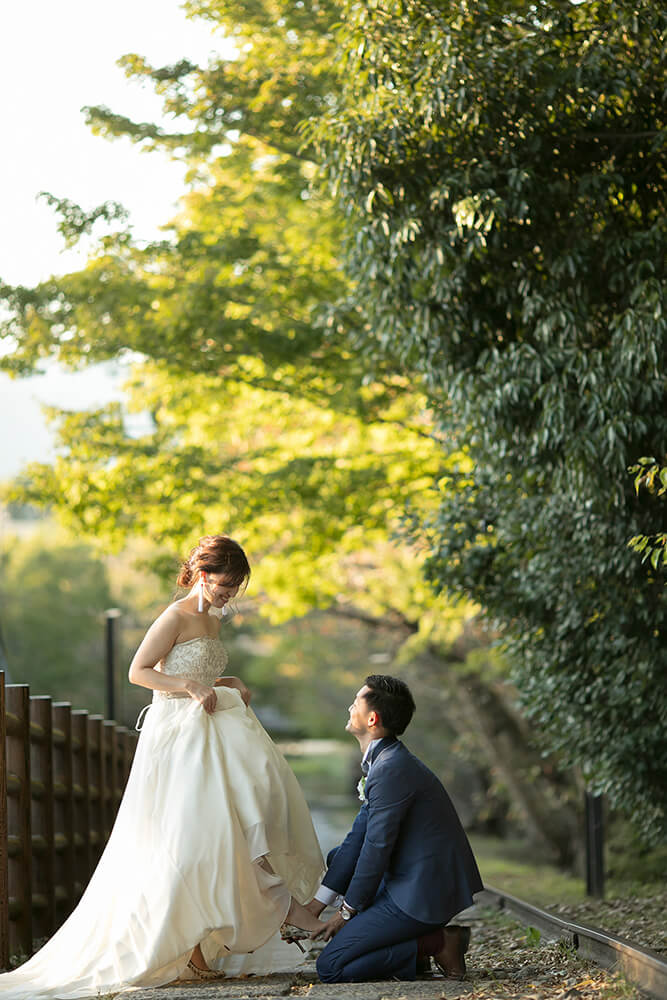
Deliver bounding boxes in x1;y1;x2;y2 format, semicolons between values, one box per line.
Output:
2;362;460;628
628;457;667;571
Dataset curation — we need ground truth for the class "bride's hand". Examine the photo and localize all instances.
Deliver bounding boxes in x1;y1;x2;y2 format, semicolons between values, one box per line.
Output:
219;677;251;706
233;679;252;706
184;680;217;714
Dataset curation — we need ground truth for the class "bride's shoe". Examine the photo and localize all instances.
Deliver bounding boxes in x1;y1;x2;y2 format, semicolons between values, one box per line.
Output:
184;958;225;980
280;922;312;952
281;896;325;951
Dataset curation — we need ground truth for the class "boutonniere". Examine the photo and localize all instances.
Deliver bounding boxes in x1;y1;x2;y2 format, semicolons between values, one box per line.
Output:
357;776;367;802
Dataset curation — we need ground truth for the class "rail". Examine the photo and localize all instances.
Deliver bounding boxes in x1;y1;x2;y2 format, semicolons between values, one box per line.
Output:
479;886;667;1000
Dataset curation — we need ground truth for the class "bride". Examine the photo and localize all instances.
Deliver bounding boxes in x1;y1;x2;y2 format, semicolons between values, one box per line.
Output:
0;534;326;998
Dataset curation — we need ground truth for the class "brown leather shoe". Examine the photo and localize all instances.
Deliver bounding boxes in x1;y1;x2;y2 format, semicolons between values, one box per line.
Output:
432;924;471;980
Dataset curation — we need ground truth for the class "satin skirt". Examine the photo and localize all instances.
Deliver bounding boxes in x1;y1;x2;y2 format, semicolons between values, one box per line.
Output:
0;686;325;998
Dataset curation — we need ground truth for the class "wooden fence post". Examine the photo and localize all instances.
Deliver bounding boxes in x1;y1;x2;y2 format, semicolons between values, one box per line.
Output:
86;715;104;867
71;710;91;899
115;725;130;807
6;684;32;959
29;695;55;941
52;703;75;926
121;727;137;786
0;672;9;969
103;720;117;839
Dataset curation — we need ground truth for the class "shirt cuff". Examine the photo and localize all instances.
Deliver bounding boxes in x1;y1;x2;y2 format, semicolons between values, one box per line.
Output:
315;885;341;906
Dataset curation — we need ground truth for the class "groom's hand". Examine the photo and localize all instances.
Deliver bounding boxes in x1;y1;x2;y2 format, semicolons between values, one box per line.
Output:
311;912;345;942
305;899;326;918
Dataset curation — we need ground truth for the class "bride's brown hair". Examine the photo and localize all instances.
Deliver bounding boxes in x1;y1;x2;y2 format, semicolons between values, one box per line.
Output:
177;535;251;590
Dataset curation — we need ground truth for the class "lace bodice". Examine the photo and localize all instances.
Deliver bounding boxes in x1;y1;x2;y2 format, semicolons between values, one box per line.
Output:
157;636;228;696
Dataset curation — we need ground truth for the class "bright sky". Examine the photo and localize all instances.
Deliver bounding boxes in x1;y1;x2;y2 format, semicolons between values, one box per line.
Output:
0;0;234;480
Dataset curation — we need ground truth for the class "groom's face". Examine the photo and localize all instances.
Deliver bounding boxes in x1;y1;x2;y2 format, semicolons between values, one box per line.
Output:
346;684;373;737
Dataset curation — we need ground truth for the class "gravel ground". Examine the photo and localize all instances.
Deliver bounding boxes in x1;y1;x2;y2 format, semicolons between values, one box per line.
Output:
549;890;667;957
122;902;650;1000
461;904;646;1000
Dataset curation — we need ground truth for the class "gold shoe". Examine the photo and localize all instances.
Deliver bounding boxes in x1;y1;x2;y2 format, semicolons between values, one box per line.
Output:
185;958;225;980
280;922;311;952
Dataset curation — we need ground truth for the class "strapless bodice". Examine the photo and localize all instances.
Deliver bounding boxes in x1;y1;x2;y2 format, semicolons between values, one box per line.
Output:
156;636;228;698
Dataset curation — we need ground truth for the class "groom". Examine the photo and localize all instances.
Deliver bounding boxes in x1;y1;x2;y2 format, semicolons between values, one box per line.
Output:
307;674;483;983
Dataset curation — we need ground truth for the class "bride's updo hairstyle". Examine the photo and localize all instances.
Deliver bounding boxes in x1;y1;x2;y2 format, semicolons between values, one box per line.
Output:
177;535;251;591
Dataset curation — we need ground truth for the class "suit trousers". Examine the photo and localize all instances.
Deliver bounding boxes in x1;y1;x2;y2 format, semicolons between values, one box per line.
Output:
316;886;440;983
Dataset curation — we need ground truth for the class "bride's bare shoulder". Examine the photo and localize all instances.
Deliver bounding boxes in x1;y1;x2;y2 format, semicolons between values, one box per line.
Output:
131;602;189;672
150;601;191;636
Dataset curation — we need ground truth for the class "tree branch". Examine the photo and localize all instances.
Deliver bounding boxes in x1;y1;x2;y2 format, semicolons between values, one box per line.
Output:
327;603;418;634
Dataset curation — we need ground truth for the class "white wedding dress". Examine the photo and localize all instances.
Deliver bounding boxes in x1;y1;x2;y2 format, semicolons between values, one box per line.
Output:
0;633;325;998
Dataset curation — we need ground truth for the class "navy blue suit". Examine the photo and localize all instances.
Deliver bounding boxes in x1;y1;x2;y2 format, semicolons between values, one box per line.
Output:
316;737;483;982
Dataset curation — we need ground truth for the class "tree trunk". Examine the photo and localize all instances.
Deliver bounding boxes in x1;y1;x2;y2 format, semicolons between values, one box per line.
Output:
415;660;582;869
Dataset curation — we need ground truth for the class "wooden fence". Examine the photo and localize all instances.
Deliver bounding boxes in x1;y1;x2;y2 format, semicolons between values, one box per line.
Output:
0;670;137;968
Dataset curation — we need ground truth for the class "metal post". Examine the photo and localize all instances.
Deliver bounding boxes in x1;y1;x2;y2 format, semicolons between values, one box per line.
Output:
585;792;605;898
104;610;122;722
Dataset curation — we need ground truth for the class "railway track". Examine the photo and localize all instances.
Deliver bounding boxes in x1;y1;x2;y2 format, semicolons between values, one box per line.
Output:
479;886;667;1000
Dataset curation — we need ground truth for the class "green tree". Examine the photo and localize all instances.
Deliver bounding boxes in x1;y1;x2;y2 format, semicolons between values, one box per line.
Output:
0;0;454;618
313;0;667;841
6;371;450;617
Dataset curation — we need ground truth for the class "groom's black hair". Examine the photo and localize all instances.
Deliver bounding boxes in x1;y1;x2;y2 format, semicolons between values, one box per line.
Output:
363;675;415;736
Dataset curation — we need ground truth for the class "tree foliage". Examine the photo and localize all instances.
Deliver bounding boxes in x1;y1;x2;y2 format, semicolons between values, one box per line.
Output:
0;0;348;395
313;0;667;841
0;0;460;626
7;369;453;620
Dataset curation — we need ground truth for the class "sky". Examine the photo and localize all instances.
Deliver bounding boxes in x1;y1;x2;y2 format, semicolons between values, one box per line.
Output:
0;0;234;480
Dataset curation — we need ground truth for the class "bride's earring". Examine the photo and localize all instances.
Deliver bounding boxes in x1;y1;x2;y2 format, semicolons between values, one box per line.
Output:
198;574;205;613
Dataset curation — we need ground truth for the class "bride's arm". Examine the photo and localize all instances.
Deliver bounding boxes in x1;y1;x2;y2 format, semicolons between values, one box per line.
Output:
129;611;217;713
214;676;252;705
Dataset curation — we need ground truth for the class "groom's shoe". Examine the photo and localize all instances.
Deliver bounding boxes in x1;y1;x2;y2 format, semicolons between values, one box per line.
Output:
435;925;471;980
418;924;471;980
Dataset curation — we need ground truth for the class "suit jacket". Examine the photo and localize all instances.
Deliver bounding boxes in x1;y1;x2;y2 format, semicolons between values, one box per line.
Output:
322;737;483;925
